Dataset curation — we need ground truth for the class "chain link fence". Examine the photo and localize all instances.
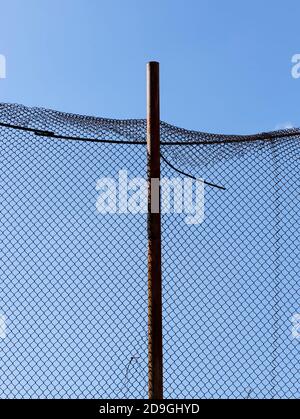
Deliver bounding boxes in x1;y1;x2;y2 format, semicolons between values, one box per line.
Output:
0;103;299;399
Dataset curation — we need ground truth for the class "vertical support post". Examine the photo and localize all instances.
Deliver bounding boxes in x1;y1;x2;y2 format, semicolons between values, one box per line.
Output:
147;61;163;400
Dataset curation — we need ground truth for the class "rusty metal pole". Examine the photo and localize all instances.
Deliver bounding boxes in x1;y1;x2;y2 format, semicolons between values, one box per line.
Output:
147;61;163;400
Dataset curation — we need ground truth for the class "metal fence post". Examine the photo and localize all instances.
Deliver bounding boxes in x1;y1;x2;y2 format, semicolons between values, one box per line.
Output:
147;61;163;399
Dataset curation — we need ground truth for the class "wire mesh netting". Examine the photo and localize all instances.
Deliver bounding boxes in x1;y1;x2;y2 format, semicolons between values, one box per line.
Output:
0;103;299;399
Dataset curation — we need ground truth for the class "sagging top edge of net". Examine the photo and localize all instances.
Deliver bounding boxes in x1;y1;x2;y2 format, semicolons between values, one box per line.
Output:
0;102;299;146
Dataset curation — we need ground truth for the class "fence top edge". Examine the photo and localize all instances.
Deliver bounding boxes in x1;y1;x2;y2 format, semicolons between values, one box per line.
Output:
0;102;299;146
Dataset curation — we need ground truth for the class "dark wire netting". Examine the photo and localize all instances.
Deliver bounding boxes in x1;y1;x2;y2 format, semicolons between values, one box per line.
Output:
0;105;148;399
0;103;299;399
162;137;299;399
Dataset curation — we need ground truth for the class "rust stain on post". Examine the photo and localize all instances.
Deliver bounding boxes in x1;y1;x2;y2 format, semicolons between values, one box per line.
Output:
147;61;163;400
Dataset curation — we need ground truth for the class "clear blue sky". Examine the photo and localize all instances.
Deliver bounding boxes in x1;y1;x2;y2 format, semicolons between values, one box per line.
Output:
1;0;300;134
1;1;300;400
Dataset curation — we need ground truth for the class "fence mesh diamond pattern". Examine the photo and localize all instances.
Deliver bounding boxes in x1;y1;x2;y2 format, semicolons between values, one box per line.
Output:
0;103;299;399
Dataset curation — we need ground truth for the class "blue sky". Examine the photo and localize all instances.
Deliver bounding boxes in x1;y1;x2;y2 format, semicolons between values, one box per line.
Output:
0;1;300;399
0;0;300;133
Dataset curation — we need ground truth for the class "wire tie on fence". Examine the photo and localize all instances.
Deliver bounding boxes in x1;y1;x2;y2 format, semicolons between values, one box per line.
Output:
34;129;55;137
